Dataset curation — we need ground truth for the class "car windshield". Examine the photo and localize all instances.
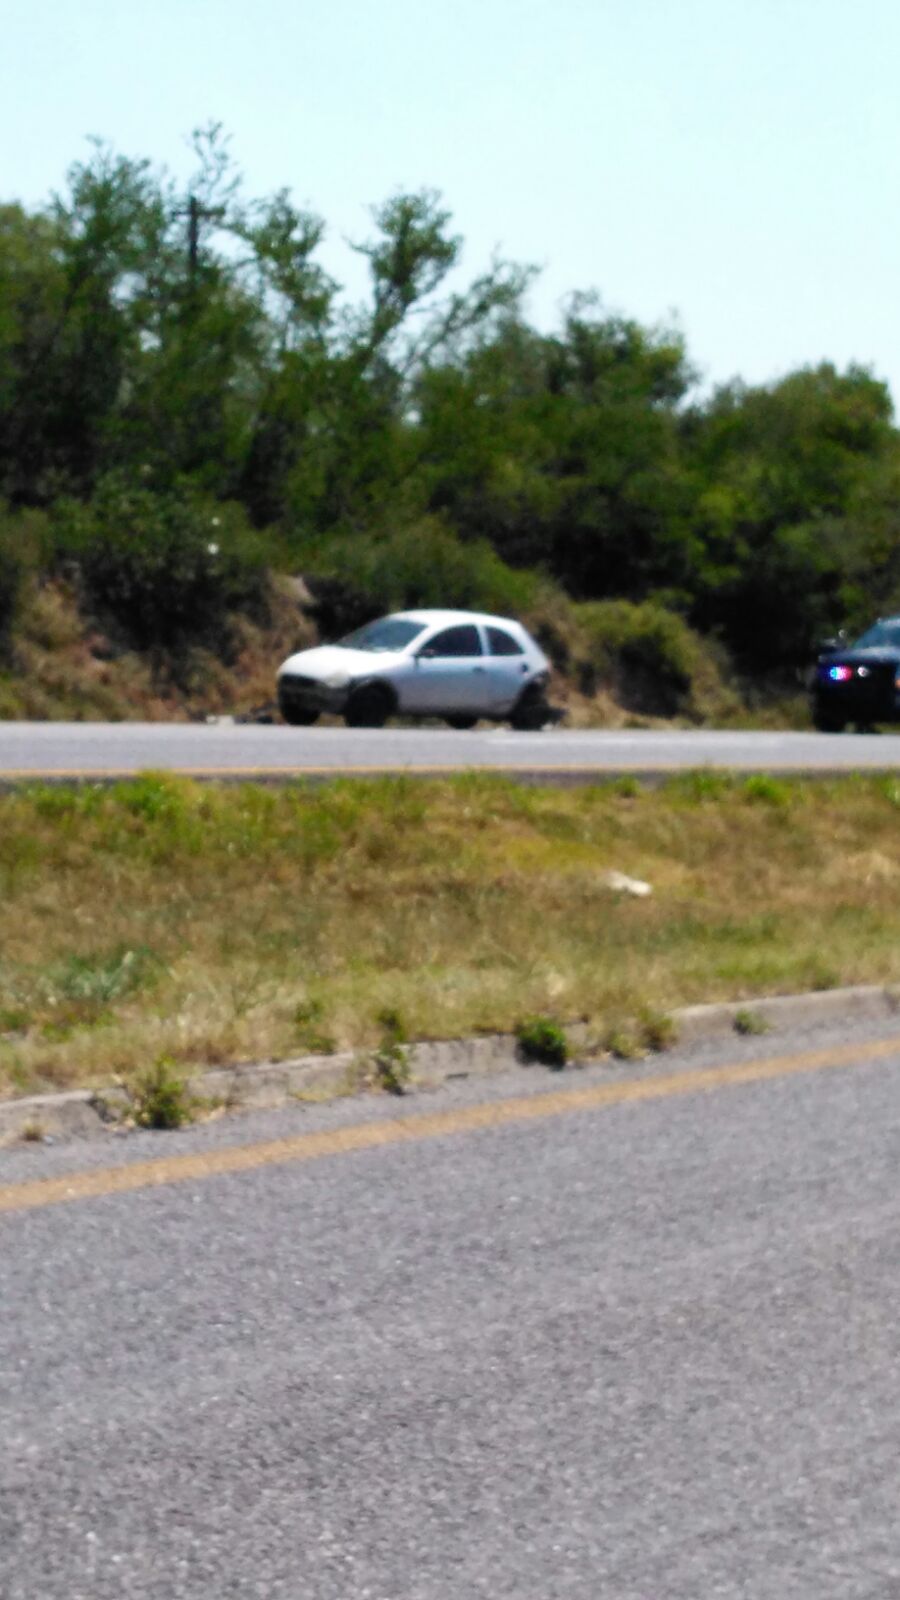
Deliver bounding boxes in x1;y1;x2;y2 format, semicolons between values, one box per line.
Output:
852;621;900;650
337;618;427;653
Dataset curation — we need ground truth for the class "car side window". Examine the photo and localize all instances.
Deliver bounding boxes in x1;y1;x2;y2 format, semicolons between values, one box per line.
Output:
418;625;483;659
486;626;524;657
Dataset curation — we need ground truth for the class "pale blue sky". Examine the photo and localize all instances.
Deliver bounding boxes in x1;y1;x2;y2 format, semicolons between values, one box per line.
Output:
4;0;899;401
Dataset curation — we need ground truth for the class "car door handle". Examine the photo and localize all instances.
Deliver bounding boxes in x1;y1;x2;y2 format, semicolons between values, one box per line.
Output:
472;666;486;673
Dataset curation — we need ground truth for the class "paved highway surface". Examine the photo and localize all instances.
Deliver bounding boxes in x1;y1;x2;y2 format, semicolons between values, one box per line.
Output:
3;720;900;780
3;1018;900;1598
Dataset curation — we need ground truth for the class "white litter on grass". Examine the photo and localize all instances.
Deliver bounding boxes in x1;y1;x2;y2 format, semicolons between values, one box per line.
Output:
600;869;652;897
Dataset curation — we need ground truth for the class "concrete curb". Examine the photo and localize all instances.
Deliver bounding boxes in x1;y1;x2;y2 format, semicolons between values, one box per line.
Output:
2;984;898;1148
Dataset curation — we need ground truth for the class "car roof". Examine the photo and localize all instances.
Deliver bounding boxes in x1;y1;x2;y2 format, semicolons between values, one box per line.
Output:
390;608;527;631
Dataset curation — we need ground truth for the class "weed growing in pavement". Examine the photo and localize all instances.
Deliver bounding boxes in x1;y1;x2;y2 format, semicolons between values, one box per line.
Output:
640;1011;678;1052
20;1120;44;1142
606;1026;646;1061
733;1009;769;1036
515;1016;569;1069
370;1008;410;1095
132;1057;193;1129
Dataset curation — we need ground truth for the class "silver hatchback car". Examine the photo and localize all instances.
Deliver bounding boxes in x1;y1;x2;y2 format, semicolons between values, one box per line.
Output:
277;609;553;729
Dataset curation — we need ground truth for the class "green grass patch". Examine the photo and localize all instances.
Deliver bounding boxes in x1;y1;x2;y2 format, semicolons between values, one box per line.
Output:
1;771;900;1098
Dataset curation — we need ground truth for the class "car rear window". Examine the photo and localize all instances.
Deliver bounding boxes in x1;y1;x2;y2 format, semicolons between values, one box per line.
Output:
486;626;524;656
419;624;483;658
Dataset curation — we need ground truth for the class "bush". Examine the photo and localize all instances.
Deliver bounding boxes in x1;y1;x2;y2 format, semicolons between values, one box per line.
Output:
132;1057;193;1129
573;598;738;721
296;518;543;638
640;1010;677;1051
51;474;271;653
733;1008;769;1037
515;1015;569;1068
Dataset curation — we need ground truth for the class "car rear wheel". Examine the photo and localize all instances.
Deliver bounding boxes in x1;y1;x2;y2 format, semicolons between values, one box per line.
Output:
445;716;478;730
281;707;320;726
344;683;393;729
510;684;550;731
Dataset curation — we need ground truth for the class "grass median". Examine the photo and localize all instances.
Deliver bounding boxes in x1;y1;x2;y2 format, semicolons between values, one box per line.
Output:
2;769;900;1101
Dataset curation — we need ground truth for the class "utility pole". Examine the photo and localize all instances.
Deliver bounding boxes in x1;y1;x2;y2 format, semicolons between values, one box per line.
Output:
188;195;200;281
176;195;226;288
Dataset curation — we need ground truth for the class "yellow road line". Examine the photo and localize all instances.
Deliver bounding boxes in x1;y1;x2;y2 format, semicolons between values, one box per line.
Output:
2;1035;898;1217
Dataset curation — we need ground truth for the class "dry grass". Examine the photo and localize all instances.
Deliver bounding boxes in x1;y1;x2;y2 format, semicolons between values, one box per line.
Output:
2;770;900;1099
0;577;315;722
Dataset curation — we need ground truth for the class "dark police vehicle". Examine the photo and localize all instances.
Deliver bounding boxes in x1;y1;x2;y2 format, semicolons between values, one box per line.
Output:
811;618;900;731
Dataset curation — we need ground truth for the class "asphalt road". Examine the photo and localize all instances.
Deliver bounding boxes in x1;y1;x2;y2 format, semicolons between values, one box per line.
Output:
4;1019;900;1598
4;720;900;780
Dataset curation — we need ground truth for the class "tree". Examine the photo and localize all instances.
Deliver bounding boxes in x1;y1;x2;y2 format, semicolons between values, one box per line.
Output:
416;301;695;597
682;364;899;668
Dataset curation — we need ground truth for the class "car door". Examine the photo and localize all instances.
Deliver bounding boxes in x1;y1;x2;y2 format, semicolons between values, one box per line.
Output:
402;623;493;713
482;624;533;711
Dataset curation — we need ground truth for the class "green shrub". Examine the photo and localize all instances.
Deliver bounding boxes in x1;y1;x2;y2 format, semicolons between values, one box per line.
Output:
51;473;271;653
606;1026;646;1060
515;1015;569;1068
293;997;335;1055
574;598;738;721
296;518;543;637
640;1011;678;1051
133;1057;193;1129
733;1008;769;1036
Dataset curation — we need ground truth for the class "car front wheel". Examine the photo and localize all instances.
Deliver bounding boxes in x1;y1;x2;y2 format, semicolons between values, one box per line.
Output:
344;683;393;729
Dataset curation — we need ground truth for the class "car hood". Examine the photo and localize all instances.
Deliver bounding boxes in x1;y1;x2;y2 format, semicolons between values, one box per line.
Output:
278;644;406;680
818;647;900;666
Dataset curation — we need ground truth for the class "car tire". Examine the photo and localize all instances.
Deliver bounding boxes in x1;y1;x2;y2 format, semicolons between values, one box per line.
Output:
344;683;393;729
510;684;550;731
445;716;478;730
812;708;846;733
281;707;320;726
